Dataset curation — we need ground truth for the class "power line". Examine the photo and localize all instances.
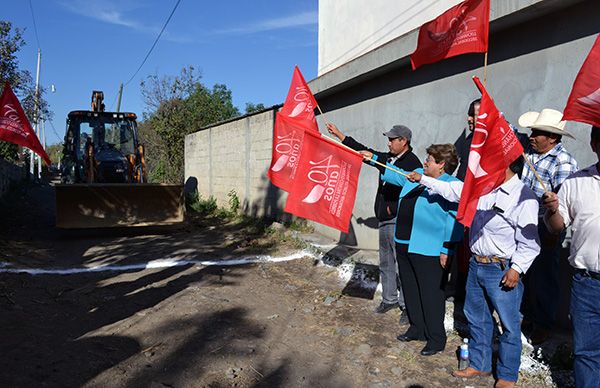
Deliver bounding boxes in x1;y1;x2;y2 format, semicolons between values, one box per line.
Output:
124;0;182;87
28;0;41;49
46;119;62;143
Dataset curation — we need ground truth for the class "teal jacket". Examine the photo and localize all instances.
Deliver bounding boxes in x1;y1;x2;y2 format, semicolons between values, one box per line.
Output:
378;161;464;257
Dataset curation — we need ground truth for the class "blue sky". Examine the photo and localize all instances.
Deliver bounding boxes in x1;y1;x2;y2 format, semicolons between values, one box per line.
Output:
5;0;319;145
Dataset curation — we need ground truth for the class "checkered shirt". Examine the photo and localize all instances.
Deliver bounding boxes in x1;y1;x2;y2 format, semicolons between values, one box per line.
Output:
522;143;578;215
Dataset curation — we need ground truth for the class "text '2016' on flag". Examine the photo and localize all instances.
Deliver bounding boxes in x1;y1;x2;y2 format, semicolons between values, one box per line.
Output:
284;131;363;233
457;76;523;227
0;82;51;166
410;0;490;70
268;66;320;192
563;34;600;128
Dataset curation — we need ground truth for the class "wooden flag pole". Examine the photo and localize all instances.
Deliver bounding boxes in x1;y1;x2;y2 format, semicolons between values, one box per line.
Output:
320;134;410;178
483;51;489;86
315;104;408;177
522;152;549;192
316;104;331;126
315;103;409;177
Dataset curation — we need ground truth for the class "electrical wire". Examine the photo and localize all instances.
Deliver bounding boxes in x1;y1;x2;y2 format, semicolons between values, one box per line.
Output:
46;119;61;142
124;0;182;87
28;0;41;49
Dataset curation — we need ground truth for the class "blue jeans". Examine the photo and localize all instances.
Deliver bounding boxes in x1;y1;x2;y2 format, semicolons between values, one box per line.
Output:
464;259;523;382
571;272;600;388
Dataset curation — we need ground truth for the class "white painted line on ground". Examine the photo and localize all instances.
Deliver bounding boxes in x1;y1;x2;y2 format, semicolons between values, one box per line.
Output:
0;250;319;276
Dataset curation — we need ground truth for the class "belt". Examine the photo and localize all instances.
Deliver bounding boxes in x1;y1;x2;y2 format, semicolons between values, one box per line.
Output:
474;255;507;264
576;269;600;281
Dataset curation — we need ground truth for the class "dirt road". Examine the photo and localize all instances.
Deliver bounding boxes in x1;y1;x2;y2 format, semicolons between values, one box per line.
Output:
0;183;561;387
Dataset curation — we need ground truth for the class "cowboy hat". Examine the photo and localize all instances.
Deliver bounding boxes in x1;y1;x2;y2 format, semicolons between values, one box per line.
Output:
518;108;575;139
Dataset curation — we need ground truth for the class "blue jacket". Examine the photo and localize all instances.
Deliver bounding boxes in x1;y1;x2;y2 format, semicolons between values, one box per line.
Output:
378;163;464;257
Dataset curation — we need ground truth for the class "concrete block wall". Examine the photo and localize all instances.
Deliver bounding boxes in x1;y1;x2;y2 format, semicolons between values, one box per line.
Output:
185;109;287;219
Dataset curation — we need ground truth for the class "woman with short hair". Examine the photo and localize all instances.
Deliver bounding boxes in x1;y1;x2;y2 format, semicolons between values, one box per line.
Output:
362;143;463;356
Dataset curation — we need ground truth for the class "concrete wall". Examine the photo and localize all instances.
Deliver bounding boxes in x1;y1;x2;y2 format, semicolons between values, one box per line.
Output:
185;109;288;219
318;0;463;75
0;158;26;198
310;0;599;248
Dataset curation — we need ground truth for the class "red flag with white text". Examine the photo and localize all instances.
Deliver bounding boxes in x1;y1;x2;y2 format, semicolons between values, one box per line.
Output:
280;66;319;125
268;66;319;191
563;35;600;127
284;131;363;233
410;0;489;70
457;76;523;227
267;113;313;191
0;82;51;166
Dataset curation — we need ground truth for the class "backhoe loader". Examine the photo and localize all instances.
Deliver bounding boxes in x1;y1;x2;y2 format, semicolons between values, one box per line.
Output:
55;91;184;228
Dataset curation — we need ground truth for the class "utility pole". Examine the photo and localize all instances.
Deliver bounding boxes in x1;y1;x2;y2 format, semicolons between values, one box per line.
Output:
30;48;41;177
116;82;123;112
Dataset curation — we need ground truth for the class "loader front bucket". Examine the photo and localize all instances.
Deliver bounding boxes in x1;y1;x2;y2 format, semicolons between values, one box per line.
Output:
55;183;184;229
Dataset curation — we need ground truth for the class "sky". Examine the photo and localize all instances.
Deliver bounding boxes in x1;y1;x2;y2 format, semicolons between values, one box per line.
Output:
5;0;319;145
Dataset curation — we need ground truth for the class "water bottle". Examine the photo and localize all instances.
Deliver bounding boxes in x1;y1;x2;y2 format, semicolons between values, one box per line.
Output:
459;338;470;370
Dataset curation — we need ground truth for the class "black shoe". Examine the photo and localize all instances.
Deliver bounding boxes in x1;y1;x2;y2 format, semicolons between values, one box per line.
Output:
396;333;420;342
398;309;409;325
374;301;399;314
420;346;443;356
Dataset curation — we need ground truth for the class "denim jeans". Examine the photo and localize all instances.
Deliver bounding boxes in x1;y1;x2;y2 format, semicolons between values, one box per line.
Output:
464;258;523;382
571;272;600;388
379;220;404;307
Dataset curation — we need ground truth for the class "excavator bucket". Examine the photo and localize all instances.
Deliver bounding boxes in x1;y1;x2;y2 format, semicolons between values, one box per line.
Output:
55;183;184;229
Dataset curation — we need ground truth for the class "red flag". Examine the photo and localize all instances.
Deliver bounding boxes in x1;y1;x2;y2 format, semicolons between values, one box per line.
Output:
268;66;319;191
284;131;363;233
410;0;490;70
267;113;312;191
280;65;319;125
457;76;523;227
0;82;51;166
563;35;600;127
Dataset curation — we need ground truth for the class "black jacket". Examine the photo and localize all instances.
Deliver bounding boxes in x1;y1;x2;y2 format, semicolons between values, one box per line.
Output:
342;136;422;222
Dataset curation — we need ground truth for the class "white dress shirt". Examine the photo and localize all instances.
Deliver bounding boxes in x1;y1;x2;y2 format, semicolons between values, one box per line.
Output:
420;174;541;274
556;164;600;272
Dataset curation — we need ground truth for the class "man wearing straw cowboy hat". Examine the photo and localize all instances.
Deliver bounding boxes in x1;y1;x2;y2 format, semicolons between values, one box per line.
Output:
518;108;578;345
325;122;421;320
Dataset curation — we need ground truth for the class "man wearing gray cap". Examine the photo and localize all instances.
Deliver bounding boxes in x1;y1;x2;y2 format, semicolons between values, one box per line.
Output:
327;123;421;319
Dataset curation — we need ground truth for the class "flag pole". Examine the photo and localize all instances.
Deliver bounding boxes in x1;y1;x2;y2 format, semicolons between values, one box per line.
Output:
315;107;409;178
319;134;409;177
483;51;488;86
522;152;548;192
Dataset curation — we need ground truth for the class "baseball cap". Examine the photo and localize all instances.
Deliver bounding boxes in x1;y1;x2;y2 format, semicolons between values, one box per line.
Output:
383;125;412;142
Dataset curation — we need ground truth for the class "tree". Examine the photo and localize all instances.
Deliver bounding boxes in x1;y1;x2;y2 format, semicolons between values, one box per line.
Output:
139;67;241;183
245;102;266;114
45;143;63;165
0;21;51;162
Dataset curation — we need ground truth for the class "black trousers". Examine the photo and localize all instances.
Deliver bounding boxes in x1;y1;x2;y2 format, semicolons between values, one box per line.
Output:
396;243;447;350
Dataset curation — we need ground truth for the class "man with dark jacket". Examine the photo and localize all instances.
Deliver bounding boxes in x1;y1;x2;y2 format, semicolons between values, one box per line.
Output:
327;123;422;316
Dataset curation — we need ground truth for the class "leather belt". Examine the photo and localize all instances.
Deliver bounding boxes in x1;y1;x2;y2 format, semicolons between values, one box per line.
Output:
474;255;507;264
576;269;600;281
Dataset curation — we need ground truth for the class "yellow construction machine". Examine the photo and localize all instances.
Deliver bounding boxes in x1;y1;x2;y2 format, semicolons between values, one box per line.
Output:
55;91;184;228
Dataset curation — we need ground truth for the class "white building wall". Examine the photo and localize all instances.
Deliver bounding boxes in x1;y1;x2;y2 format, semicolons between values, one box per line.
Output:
318;0;463;75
